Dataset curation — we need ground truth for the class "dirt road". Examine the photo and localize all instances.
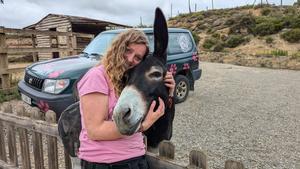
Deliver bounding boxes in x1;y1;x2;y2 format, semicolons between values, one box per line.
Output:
172;62;300;169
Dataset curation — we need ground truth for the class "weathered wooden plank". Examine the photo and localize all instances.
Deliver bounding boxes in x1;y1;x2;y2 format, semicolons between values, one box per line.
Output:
0;111;58;137
7;67;26;74
37;23;71;29
159;140;175;160
0;121;7;163
146;152;186;169
16;105;31;169
0;33;8;84
188;150;207;169
2;27;92;38
1;103;18;167
1;47;73;54
71;35;77;55
64;151;72;169
0;159;18;169
30;108;44;169
45;110;59;169
31;34;38;62
2;27;72;36
1;74;10;89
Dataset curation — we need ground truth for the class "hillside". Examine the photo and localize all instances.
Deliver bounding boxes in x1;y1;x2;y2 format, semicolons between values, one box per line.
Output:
168;4;300;70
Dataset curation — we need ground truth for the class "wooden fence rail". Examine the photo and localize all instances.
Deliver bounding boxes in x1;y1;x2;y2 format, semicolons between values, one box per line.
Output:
0;27;94;89
0;102;245;169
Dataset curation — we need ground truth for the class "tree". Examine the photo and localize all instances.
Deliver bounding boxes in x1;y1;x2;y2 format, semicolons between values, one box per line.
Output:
0;0;4;4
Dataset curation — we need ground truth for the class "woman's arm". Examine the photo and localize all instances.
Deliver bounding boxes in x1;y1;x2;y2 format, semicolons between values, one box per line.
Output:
164;71;175;96
81;92;124;141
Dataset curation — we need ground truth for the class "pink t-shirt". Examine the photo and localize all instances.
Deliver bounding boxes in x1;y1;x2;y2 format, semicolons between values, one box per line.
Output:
77;65;145;163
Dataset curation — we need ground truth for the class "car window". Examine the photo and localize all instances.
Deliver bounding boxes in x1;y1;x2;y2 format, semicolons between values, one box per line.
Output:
146;32;193;55
146;34;155;53
168;33;193;55
83;33;117;55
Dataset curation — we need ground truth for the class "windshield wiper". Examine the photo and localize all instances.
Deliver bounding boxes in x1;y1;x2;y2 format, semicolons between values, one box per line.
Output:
80;52;90;57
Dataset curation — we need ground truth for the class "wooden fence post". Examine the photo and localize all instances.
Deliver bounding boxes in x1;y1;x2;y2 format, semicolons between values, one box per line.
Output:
0;103;7;163
158;140;175;160
188;150;207;169
0;30;10;89
45;110;59;169
16;104;31;169
31;34;38;62
30;107;44;169
71;34;77;55
64;151;72;169
1;102;18;167
224;160;245;169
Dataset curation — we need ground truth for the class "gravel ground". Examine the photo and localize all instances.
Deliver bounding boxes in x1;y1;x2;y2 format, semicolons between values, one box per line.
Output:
171;62;300;169
3;62;299;169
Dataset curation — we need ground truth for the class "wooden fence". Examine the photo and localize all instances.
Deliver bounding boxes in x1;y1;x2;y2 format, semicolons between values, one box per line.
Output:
0;27;94;89
0;102;245;169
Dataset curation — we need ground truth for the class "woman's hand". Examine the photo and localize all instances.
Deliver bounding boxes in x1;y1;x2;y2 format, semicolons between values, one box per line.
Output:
164;71;175;97
140;97;165;132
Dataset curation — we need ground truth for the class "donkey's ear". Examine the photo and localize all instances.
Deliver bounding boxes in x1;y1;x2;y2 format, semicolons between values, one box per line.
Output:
153;7;168;65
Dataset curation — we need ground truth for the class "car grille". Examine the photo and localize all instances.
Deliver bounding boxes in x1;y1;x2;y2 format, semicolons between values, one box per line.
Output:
24;73;44;90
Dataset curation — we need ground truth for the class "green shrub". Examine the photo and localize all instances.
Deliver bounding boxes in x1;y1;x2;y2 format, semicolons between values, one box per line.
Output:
261;8;272;16
228;14;256;34
0;88;20;103
291;52;300;59
203;38;218;49
270;49;288;56
265;36;274;44
206;28;213;34
283;7;297;15
212;33;221;39
212;42;224;52
254;20;284;36
225;35;247;48
281;28;300;43
191;31;200;45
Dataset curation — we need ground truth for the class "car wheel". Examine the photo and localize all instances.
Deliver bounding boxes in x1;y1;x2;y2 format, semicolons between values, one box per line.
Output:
174;75;190;104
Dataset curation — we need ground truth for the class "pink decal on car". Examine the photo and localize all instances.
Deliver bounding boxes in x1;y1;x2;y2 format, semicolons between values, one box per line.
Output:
168;64;177;75
183;63;190;70
48;70;64;78
192;55;199;61
38;100;49;112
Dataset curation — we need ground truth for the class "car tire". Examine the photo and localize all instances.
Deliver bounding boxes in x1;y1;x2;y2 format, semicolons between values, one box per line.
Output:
174;75;190;104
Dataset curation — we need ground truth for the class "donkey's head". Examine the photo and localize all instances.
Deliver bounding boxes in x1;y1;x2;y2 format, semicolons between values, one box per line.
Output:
113;8;171;136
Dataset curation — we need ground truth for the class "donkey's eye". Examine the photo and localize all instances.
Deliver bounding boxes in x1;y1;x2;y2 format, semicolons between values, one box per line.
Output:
150;72;162;78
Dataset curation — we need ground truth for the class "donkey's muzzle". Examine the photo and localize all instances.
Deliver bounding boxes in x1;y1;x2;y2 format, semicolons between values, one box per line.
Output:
113;86;147;135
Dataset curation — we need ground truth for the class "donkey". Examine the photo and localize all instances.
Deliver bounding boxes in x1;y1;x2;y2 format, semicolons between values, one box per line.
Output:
58;8;175;159
113;7;175;148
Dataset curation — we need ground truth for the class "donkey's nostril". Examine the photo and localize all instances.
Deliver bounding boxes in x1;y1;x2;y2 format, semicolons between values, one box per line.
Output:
122;108;131;122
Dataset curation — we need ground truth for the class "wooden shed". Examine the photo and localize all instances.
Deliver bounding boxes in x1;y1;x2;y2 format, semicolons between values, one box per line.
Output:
24;14;131;61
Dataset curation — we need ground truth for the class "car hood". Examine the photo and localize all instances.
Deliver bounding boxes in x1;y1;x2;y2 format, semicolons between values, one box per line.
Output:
27;56;99;79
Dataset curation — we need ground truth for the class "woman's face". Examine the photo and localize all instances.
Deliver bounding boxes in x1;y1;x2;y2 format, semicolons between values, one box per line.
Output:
124;43;147;69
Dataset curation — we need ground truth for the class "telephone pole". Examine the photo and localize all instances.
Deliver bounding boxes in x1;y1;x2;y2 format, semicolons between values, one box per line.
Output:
171;3;173;17
188;0;191;13
211;0;214;9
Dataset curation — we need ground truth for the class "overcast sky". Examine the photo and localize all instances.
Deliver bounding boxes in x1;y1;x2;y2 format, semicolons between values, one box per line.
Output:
0;0;296;28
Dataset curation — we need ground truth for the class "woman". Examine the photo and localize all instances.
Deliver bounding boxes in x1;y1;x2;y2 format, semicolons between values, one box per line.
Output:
77;29;175;169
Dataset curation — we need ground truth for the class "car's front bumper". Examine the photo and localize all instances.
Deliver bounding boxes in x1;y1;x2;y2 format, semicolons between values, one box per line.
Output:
18;80;75;119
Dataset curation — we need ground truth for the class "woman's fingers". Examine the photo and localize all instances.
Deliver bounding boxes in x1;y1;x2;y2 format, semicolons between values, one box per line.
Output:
149;100;156;111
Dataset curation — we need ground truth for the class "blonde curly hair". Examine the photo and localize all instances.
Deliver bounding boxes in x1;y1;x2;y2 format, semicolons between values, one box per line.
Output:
101;29;149;96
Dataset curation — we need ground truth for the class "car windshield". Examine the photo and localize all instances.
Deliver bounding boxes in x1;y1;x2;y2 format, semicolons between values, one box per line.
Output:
83;33;117;56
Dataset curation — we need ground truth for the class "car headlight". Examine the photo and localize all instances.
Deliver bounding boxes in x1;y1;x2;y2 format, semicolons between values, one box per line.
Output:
42;79;70;94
